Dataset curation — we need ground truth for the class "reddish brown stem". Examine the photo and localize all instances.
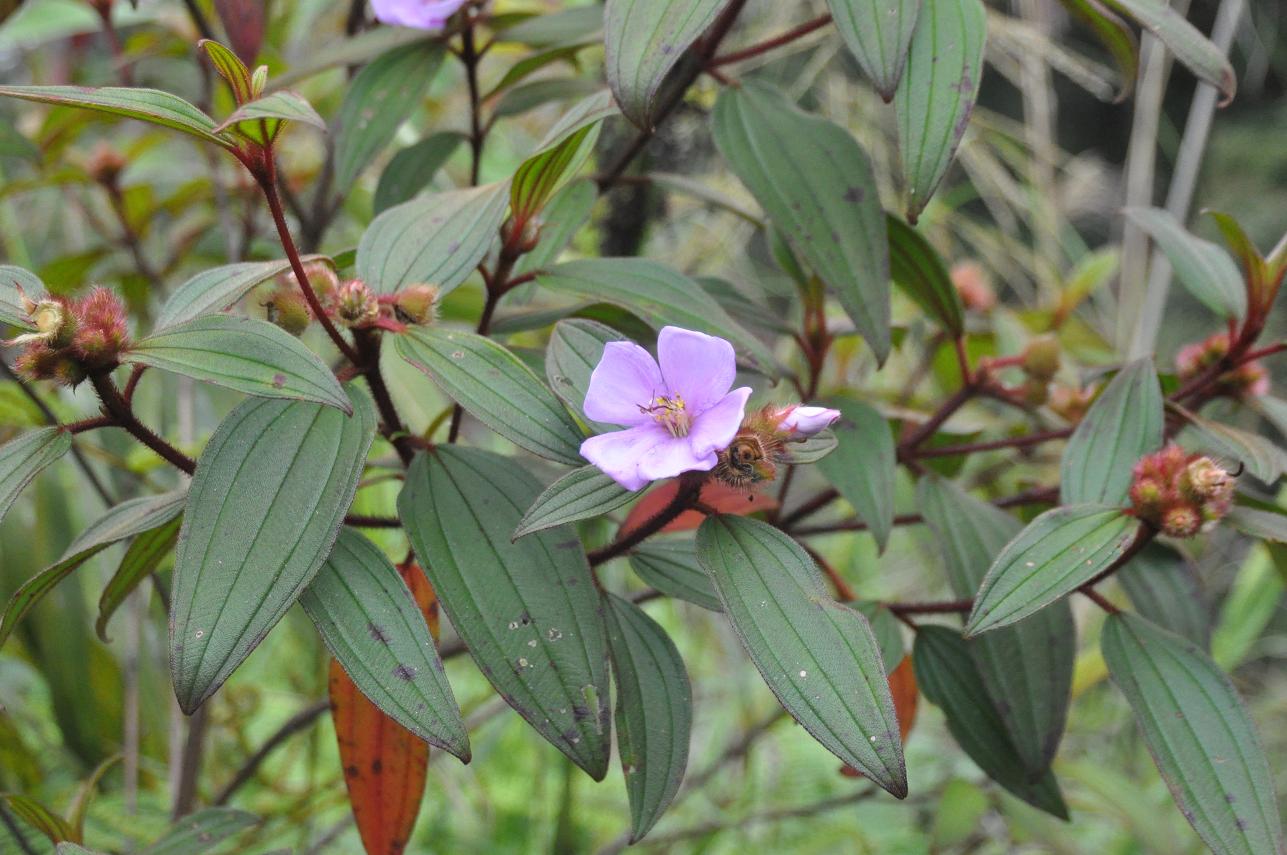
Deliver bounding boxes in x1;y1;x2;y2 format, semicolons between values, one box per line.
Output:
588;474;705;566
344;514;401;529
460;17;485;186
912;427;1072;460
898;382;979;455
801;542;855;601
1080;586;1120;614
352;329;415;466
90;372;196;475
708;13;832;67
887;598;973;616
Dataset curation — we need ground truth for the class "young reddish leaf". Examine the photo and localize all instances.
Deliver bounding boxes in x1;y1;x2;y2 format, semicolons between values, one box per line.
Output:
619;479;777;537
213;0;267;66
888;655;919;742
330;561;439;855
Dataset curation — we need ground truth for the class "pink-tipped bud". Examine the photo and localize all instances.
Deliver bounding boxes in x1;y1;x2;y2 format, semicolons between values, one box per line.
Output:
950;260;995;312
15;340;85;386
86;142;126;186
774;405;841;439
71;286;130;368
1021;334;1061;381
1176;331;1269;399
334;279;379;328
1160;505;1203;539
1049;385;1096;424
1130;445;1234;537
1128;477;1164;514
280;261;339;303
392;284;440;326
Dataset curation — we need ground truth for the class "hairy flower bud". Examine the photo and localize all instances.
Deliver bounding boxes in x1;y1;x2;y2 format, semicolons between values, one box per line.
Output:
772;405;841;439
279;260;339;303
264;285;313;336
85;141;126;186
392;284;440;326
950;260;995;312
1176;331;1270;399
1049;384;1096;424
1021;335;1061;381
334;279;379;328
1129;445;1234;537
1160;505;1202;539
71;287;130;368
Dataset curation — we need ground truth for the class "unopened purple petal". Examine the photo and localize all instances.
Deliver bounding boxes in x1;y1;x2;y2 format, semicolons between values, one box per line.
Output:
370;0;467;29
582;340;663;427
638;436;718;482
657;326;736;414
780;405;840;438
688;386;751;457
580;425;670;490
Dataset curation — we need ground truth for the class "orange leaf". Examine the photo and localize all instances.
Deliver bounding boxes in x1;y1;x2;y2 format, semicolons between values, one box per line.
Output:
330;561;439;855
620;478;778;536
840;655;918;779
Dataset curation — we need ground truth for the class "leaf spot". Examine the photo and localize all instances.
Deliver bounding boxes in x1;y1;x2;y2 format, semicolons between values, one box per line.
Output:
392;663;418;681
367;622;391;644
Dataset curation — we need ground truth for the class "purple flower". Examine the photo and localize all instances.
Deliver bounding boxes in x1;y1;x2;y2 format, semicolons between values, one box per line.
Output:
777;405;840;439
581;326;751;490
370;0;468;30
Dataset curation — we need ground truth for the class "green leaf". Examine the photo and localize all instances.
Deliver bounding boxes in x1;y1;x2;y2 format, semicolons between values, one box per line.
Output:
169;388;376;712
373;131;464;215
0;427;71;526
212;90;326;143
1061;359;1164;506
512;123;600;222
545;318;624;432
1226;505;1287;543
513;178;597;277
827;0;922;99
0;794;73;844
887;215;964;335
913;626;1070;818
1125;208;1246;320
357;181;510;295
779;429;838;465
1206;211;1268;299
604;0;730;128
155;256;330;330
852;601;906;673
1101;0;1236;105
1057;0;1139;101
894;0;987;222
537;259;774;372
497;6;604;46
816;399;896;552
1102;612;1282;854
966;505;1141;636
334;42;446;193
493;77;604;122
628;535;722;612
919;475;1075;776
96;514;182;643
398;447;611;779
1175;406;1287;484
0;264;46;330
0;85;228;146
1118;542;1210;648
603;593;692;842
514;466;643;540
695;515;907;796
395;326;584;465
137;808;259;855
299;527;468;760
126;315;350;411
0;489;186;649
199;39;254;105
712;81;890;362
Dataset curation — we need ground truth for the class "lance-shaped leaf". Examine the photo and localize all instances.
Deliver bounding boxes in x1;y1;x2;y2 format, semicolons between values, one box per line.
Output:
515;466;643;540
374;131;464;215
395;327;584;465
334;42;445;193
604;0;729;128
1125;207;1246;321
913;626;1070;818
919;475;1075;776
513;178;597;277
853;601;906;673
1102;612;1282;854
894;0;987;222
1174;405;1287;484
546;319;626;432
1061;359;1163;506
1226;505;1287;543
0;794;73;845
695;515;907;796
96;514;182;643
398;447;611;779
966;505;1141;636
126;316;350;411
0;427;71;526
712;81;890;362
604;593;692;842
213;90;326;143
301;528;467;760
137;808;259;855
0;85;229;146
536;259;774;372
0;264;46;329
817;399;896;552
1117;542;1210;648
357;181;510;295
0;490;186;649
887;215;964;335
780;429;838;465
629;535;721;612
155;256;330;330
1101;0;1236;105
1058;0;1139;102
512;124;600;223
199;39;255;105
827;0;922;99
170;388;376;712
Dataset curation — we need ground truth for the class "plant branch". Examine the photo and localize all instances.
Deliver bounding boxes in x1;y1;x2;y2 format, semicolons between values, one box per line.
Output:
213;699;330;806
588;473;705;566
90;372;196;475
352;329;415;465
708;13;833;68
460;17;485;186
911;427;1072;460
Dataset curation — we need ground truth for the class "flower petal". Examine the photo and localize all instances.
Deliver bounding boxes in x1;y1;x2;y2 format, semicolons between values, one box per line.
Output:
639;438;718;483
688;387;752;458
370;0;468;28
779;405;841;439
656;326;736;414
582;340;664;427
580;425;671;490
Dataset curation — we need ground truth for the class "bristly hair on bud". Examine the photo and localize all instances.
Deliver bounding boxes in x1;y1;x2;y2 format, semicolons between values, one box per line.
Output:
72;286;130;369
391;284;440;326
711;404;840;489
278;260;339;304
6;286;129;385
263;285;313;336
1129;443;1235;538
333;279;380;328
1175;331;1270;399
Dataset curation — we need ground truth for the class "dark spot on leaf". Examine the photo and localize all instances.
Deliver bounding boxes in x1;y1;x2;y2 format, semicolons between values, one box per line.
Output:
566;576;580;586
272;372;286;388
367;622;391;644
447;241;461;253
1225;793;1236;803
371;759;382;773
345;764;359;778
561;727;580;744
572;704;591;721
1235;817;1247;830
393;664;418;681
843;186;864;203
556;539;580;550
661;43;673;54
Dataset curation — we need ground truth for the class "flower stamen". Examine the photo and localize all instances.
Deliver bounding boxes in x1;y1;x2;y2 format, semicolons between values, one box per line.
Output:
641;394;691;438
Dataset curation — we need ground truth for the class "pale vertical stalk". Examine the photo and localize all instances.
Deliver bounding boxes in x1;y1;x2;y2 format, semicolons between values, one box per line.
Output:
1014;0;1061;289
122;590;141;817
1130;0;1244;357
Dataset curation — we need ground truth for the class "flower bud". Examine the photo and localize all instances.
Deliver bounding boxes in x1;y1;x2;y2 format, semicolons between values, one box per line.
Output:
86;142;126;187
1021;335;1061;381
1175;331;1269;399
774;405;840;439
71;286;130;368
1129;445;1234;537
15;341;85;386
334;279;379;328
1128;477;1163;514
264;286;313;336
950;260;995;312
392;284;440;326
279;260;339;303
1021;378;1050;406
502;216;542;254
1160;505;1202;539
1049;385;1096;424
